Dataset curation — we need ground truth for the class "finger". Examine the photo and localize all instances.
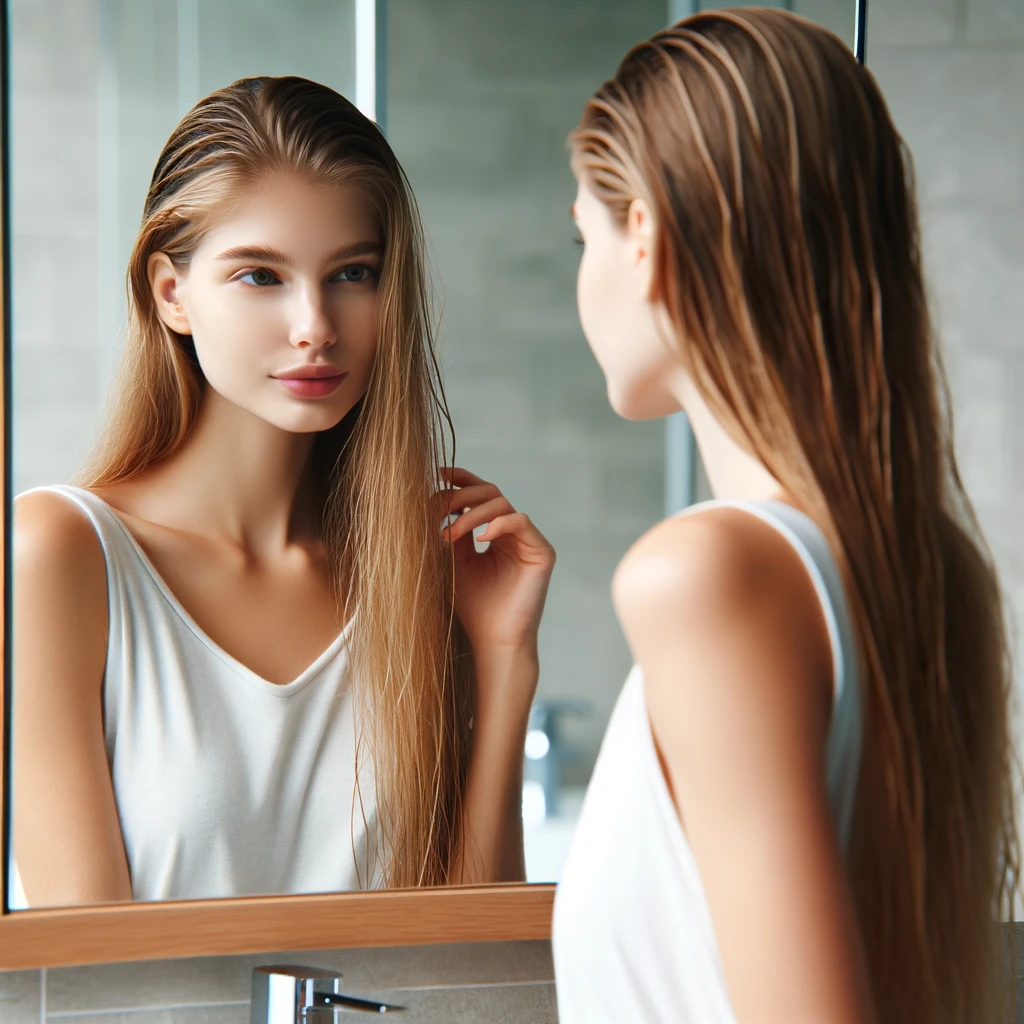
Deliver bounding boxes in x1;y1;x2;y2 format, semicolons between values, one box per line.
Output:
432;482;502;516
448;524;478;568
439;466;488;487
478;512;554;556
443;495;516;544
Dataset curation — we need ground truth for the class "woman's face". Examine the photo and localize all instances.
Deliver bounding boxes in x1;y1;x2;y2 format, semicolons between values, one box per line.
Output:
151;173;381;434
571;175;684;420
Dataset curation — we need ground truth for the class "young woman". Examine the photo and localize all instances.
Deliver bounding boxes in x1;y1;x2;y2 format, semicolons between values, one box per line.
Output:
12;76;555;905
553;10;1019;1024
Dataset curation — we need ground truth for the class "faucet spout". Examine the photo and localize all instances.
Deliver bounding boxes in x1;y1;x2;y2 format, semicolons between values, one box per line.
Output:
251;964;406;1021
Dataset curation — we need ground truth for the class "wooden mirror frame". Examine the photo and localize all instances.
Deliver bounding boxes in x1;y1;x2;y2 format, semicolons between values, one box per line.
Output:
0;1;554;971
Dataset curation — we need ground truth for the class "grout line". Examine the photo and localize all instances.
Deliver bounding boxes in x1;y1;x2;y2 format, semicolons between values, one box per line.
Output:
41;982;557;1019
46;1000;249;1019
389;979;555;993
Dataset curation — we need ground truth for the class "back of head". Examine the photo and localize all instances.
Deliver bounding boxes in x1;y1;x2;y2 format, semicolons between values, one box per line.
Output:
571;9;1020;1021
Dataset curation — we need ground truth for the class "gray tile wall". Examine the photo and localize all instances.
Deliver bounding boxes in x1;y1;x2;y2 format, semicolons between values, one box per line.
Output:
7;926;1024;1023
385;0;671;784
385;0;856;784
864;1;1024;741
0;941;557;1024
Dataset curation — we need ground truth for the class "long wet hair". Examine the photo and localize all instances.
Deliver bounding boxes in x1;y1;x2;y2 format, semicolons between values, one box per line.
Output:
570;9;1020;1021
76;75;474;888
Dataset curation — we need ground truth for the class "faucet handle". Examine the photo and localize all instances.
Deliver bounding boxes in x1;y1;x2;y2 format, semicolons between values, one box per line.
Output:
251;964;406;1021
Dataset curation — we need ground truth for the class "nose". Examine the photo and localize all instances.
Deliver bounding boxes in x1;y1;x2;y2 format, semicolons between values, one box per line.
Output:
288;283;337;351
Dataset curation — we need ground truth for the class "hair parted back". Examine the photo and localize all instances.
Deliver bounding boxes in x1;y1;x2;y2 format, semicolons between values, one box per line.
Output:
570;9;1020;1021
76;75;475;888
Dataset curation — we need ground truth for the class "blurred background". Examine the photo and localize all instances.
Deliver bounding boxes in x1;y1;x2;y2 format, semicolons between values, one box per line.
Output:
7;0;1023;888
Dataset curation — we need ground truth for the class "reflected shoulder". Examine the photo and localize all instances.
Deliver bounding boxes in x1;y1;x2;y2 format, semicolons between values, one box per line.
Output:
13;489;108;611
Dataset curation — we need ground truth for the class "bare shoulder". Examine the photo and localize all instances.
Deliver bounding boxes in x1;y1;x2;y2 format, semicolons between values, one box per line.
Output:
13;489;108;618
613;504;816;630
612;504;833;724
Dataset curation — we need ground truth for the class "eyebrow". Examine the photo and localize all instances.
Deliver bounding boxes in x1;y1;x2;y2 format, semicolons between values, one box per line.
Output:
570;203;577;218
215;241;382;265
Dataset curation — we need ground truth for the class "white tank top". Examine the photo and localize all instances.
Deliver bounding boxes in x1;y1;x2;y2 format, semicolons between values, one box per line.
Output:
552;499;862;1024
16;484;380;902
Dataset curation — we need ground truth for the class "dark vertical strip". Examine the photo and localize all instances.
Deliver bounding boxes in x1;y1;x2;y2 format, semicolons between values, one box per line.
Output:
1;0;12;917
855;0;868;65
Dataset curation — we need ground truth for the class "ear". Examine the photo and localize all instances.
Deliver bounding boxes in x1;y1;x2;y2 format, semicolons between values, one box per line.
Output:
147;252;192;335
626;197;657;301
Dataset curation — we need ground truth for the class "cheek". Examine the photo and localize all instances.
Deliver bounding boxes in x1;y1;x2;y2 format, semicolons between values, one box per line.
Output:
576;249;610;352
577;243;631;368
333;290;379;371
187;283;270;348
185;292;279;398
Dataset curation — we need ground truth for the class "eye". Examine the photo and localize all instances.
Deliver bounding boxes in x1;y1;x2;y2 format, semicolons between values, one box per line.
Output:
573;234;585;247
333;264;376;283
238;267;280;287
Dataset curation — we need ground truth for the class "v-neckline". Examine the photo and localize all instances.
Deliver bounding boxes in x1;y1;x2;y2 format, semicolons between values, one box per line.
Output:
64;485;355;695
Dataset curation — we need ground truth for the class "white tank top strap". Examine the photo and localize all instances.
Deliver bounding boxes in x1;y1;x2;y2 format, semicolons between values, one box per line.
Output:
675;497;862;847
19;483;151;634
675;498;853;701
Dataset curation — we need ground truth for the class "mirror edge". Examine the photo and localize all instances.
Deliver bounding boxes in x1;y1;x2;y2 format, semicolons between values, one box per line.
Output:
1;0;10;925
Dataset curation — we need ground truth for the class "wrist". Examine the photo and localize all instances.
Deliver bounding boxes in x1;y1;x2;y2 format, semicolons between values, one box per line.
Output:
471;643;539;717
470;638;539;675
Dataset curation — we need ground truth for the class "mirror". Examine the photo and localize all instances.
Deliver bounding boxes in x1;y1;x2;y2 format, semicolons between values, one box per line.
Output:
4;0;863;911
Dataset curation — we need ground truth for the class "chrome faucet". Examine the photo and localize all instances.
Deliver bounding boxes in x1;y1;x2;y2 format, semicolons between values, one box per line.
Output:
251;965;406;1021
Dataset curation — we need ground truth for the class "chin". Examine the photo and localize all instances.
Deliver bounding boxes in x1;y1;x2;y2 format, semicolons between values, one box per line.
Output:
262;404;349;435
607;381;678;422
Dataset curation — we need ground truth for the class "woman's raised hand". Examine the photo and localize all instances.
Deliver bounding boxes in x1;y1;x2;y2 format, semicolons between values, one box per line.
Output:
434;466;556;655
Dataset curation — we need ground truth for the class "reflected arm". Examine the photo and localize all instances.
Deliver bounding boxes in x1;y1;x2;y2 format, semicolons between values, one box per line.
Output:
11;491;133;907
448;646;535;884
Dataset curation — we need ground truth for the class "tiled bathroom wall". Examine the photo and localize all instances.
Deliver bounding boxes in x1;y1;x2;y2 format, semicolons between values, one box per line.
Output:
385;0;670;787
866;1;1024;734
6;928;1024;1022
0;941;557;1024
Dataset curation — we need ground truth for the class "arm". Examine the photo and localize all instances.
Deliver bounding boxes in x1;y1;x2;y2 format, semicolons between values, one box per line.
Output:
433;467;556;885
448;645;536;884
613;507;876;1024
12;491;134;906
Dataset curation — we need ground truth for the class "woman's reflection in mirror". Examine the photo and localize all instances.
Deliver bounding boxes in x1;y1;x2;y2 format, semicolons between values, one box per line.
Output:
12;76;555;907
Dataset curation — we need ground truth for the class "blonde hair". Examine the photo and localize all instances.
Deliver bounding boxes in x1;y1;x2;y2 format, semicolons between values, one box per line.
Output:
571;10;1020;1021
77;75;474;888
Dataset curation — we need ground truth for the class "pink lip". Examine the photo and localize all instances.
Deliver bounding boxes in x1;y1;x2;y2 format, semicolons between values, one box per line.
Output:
274;364;345;380
273;370;347;399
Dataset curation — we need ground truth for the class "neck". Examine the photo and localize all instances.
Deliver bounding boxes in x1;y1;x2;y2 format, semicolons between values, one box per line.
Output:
128;387;320;556
676;377;790;506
